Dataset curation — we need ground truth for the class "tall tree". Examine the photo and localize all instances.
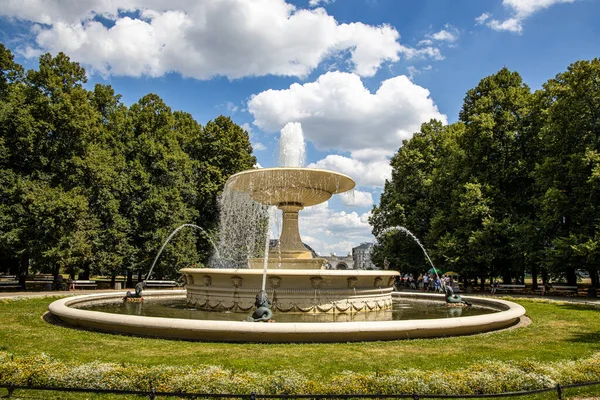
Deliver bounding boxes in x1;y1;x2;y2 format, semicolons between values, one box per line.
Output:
456;67;534;283
535;59;600;286
370;120;464;275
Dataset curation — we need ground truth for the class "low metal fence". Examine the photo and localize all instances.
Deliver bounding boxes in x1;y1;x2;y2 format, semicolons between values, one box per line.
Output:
1;381;599;399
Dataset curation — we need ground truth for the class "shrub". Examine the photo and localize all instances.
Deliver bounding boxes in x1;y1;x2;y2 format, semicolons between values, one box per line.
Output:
1;351;600;395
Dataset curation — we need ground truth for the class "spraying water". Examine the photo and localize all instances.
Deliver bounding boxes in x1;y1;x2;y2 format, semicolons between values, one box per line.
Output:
146;224;219;281
279;122;306;167
261;215;273;291
378;226;443;284
212;187;271;268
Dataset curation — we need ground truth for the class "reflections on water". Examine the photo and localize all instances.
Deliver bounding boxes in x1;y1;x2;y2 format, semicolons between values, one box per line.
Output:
80;297;497;323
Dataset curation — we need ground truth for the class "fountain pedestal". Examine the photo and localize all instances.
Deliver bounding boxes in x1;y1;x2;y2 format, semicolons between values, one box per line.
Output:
183;167;399;313
248;201;327;269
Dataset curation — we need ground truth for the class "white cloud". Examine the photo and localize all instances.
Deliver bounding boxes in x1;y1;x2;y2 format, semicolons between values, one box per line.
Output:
248;71;446;154
407;65;419;80
308;154;392;188
398;45;443;61
298;202;374;255
226;102;239;113
309;0;335;7
339;190;374;208
253;143;267;151
2;0;430;79
487;18;523;33
241;122;253;135
475;13;491;25
503;0;576;19
417;39;433;46
430;28;458;42
480;0;575;33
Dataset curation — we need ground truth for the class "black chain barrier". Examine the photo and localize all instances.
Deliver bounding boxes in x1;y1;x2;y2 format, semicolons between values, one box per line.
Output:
1;381;599;399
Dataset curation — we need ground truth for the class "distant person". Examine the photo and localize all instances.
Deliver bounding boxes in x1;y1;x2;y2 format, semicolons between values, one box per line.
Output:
408;275;416;290
491;280;499;294
423;273;430;292
434;277;441;293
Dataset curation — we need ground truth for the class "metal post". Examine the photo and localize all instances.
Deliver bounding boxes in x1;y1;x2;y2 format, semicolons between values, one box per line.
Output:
149;387;156;400
556;383;563;400
7;382;14;398
413;391;419;400
251;391;257;400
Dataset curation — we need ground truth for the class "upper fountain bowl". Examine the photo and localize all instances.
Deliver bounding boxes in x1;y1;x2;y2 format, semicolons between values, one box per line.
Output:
227;167;355;207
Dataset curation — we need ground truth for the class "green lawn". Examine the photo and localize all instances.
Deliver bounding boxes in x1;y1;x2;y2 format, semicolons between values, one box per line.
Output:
1;296;600;399
0;296;599;375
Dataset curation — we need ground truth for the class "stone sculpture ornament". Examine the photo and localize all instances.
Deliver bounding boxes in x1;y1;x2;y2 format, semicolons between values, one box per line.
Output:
247;290;273;322
444;285;471;307
123;281;147;302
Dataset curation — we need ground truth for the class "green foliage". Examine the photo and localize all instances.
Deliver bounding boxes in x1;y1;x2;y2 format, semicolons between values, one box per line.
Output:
0;45;255;280
374;60;600;285
1;351;599;395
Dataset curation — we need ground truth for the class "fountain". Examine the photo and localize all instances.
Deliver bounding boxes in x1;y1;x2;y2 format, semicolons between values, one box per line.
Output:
182;123;399;314
47;123;526;342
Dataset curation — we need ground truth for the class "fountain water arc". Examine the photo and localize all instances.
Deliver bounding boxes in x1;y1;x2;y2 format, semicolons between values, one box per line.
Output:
379;226;443;284
145;224;219;282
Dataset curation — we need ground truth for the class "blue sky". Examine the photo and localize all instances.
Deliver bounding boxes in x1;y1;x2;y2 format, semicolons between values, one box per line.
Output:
1;0;599;256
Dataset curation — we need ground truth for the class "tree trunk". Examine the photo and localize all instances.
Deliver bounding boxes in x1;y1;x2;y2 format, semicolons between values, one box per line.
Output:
590;267;599;288
78;265;90;280
18;253;29;289
531;265;538;290
541;268;548;286
126;271;133;288
566;266;577;286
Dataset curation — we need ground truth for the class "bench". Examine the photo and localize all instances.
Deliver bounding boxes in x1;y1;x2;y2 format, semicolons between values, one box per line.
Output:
144;280;178;289
70;280;97;290
549;285;578;295
495;284;526;294
0;279;21;291
27;275;55;290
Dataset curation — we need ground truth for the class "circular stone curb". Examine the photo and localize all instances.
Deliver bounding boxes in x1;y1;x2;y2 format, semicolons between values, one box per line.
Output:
48;290;526;343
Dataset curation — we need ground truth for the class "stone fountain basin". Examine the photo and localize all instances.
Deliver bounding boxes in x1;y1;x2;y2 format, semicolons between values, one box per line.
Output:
181;268;398;313
48;291;526;343
226;167;355;206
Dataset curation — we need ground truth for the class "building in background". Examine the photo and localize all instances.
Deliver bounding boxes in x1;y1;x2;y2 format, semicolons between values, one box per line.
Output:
352;242;376;270
324;254;354;270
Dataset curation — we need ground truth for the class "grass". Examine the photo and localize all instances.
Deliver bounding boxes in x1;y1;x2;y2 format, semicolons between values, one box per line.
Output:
1;296;600;399
0;296;599;376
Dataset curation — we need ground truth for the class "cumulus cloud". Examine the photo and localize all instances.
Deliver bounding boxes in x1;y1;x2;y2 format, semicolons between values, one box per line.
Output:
248;71;446;154
0;0;441;79
299;202;374;255
430;30;456;42
428;24;459;42
475;13;491;25
407;65;432;80
479;0;575;33
339;190;374;208
309;0;335;7
308;155;391;188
